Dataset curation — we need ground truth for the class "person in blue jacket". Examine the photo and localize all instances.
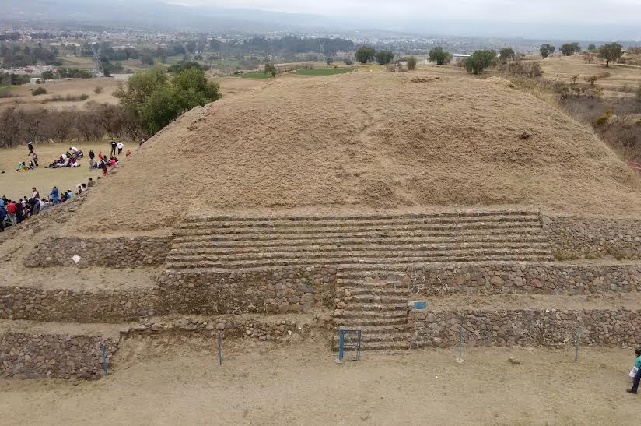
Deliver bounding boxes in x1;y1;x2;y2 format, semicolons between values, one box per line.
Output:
627;347;641;394
50;186;60;205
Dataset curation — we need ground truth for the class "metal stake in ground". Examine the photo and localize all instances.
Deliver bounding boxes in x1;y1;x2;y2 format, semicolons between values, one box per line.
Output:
100;341;108;376
456;316;465;364
575;328;582;362
217;330;223;366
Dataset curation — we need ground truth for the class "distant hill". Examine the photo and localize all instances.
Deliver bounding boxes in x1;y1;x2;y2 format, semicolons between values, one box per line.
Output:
3;0;641;40
1;0;329;32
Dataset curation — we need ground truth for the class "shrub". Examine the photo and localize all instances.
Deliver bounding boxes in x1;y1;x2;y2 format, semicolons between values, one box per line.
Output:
429;47;451;65
263;63;276;77
637;84;641;100
464;50;497;75
598;43;623;67
595;109;612;126
355;47;376;64
115;66;220;134
94;86;103;94
32;86;47;96
343;58;353;66
80;93;89;100
407;56;417;70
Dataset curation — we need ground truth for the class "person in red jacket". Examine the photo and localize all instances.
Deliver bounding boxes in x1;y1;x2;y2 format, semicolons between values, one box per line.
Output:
6;200;17;226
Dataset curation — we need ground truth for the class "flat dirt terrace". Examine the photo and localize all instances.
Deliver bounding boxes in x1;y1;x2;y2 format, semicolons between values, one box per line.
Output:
0;341;638;425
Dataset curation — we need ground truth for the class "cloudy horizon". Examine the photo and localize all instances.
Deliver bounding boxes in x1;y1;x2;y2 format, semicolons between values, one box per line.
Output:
167;0;641;25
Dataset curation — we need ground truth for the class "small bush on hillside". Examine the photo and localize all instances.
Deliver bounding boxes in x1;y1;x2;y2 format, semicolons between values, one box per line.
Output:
636;84;641;101
500;61;543;78
429;47;452;65
32;86;47;96
464;50;497;75
584;76;598;87
264;63;276;77
407;56;417;70
80;93;89;100
595;109;612;126
343;58;354;66
94;86;103;94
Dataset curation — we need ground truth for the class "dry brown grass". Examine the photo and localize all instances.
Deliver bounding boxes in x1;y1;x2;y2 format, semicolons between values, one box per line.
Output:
64;70;641;234
539;55;641;97
0;78;121;111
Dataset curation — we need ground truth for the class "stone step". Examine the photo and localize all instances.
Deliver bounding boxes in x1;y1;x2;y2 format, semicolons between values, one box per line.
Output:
165;252;553;270
169;238;549;256
174;221;543;238
338;325;410;334
0;320;122;380
332;317;408;326
334;309;408;319
181;211;540;226
332;333;411;343
172;232;549;248
340;287;411;297
342;303;409;312
166;245;552;261
344;294;409;304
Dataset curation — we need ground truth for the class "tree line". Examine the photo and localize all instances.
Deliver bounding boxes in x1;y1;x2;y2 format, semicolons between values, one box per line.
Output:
0;104;143;149
0;44;60;68
540;42;624;66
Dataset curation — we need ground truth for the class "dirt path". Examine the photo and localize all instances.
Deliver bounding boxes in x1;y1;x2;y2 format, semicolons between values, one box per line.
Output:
0;341;638;424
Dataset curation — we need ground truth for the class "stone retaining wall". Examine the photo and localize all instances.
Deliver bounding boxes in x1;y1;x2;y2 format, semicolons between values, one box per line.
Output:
121;315;326;343
157;268;336;315
410;309;641;348
0;287;158;322
0;334;118;380
400;263;641;297
24;237;172;268
546;216;641;260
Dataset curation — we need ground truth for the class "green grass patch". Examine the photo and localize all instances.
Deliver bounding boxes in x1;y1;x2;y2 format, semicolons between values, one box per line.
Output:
295;68;353;76
238;72;273;79
0;86;11;92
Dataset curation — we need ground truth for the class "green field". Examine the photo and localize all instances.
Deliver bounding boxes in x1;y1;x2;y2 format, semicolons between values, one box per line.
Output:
0;86;11;92
294;68;354;76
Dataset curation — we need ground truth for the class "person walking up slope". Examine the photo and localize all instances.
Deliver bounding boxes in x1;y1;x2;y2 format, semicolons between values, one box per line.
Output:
627;347;641;394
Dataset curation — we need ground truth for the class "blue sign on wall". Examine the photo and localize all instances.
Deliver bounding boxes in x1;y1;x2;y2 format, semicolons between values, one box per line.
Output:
410;301;427;310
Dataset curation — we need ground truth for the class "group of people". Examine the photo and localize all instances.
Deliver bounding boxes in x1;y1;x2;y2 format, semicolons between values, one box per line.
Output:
1;140;132;231
15;142;39;172
47;146;84;169
0;185;82;232
88;149;123;175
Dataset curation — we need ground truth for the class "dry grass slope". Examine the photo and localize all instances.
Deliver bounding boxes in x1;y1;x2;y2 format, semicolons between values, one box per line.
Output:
68;71;641;234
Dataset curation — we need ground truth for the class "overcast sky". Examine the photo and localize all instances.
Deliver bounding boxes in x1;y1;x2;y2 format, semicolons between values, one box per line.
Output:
170;0;641;25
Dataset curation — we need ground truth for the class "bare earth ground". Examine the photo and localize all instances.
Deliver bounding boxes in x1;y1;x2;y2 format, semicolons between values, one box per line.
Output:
0;341;638;425
67;70;641;234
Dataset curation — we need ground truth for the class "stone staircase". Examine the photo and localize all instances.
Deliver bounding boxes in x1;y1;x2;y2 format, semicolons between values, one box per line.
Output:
167;210;553;271
333;271;412;351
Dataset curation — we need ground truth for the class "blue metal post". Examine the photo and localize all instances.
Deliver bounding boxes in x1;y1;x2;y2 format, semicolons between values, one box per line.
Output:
100;342;108;376
217;330;223;366
338;330;345;361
